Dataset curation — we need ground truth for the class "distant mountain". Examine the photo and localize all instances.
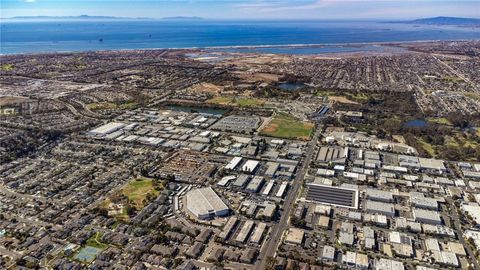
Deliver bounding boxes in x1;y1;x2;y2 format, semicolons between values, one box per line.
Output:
161;16;204;21
6;15;152;20
390;16;480;26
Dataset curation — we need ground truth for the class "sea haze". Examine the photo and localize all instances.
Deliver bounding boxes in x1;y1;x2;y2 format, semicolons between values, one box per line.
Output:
1;20;479;54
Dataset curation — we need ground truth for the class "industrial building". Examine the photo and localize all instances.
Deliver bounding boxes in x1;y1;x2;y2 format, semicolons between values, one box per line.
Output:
410;192;438;210
88;122;125;137
365;200;395;217
418;158;447;174
219;217;238;241
185;187;229;220
265;162;280;177
431;251;459;267
210;115;260;134
375;258;405;270
461;204;480;227
412;208;442;225
225;157;243;171
305;183;359;209
262;180;275;196
250;222;267;244
366;189;393;202
315;146;348;164
276;182;288;198
285;228;304;245
233;174;250;188
236;220;254;243
242;160;260;173
321;245;335;261
245;176;265;193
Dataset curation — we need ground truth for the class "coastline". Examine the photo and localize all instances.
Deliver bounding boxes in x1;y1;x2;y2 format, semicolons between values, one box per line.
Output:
1;38;479;56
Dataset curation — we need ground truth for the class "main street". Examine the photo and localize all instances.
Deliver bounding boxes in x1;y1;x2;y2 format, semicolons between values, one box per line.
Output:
446;198;480;270
256;127;321;270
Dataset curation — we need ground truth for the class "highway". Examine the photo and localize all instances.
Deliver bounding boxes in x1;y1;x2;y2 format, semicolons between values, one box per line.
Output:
256;127;321;270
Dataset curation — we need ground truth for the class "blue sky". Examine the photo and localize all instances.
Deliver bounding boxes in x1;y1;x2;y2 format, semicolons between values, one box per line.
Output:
1;0;479;20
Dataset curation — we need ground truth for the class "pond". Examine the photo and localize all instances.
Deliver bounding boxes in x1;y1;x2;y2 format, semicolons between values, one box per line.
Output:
278;82;306;91
166;104;227;115
404;119;428;128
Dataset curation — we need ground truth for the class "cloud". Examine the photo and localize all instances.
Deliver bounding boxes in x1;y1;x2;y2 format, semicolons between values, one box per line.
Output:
24;0;36;3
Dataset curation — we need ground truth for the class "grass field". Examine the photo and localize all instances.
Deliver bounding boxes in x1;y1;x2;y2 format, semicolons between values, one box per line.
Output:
0;64;14;71
315;89;367;103
465;92;480;101
417;138;436;157
101;178;163;220
442;76;463;83
207;96;265;107
86;232;109;249
315;89;336;97
122;178;162;209
86;102;117;110
446;134;480;148
428;117;452;126
260;113;314;140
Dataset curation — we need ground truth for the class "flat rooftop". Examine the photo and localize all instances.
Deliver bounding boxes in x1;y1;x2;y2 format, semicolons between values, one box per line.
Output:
305;183;358;209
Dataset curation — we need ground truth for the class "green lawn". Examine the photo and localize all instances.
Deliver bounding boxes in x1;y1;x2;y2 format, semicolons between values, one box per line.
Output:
260;113;314;140
207;96;265;107
428;117;452;126
101;178;163;221
85;232;109;250
417;138;436;157
315;89;336;97
86;102;117;110
118;101;138;109
0;64;14;71
236;98;265;107
442;76;463;83
465;92;480;101
72;232;108;262
122;178;162;209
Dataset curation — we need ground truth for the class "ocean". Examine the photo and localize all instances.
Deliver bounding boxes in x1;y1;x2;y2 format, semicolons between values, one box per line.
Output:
1;20;479;54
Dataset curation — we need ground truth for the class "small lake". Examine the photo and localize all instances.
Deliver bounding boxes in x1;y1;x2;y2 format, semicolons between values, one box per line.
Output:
404;119;428;128
278;82;306;91
166;104;227;115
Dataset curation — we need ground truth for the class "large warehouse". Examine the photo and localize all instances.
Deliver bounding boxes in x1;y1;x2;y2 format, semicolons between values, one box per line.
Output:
305;183;359;209
185;187;229;220
88;122;125;137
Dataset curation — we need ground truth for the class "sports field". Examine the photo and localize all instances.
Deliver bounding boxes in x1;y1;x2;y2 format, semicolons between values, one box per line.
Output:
74;246;103;263
260;113;314;140
122;178;162;209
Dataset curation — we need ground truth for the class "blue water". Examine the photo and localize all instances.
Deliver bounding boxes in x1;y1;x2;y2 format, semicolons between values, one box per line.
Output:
278;82;306;91
208;44;402;55
1;20;479;54
404;119;428;128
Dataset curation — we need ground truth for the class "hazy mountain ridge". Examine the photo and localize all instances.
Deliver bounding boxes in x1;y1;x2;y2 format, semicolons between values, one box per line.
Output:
5;15;205;21
390;16;480;25
5;15;152;20
161;16;204;20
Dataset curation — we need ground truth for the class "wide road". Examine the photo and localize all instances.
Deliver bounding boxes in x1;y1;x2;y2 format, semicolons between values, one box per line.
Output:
446;198;480;270
256;127;321;270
